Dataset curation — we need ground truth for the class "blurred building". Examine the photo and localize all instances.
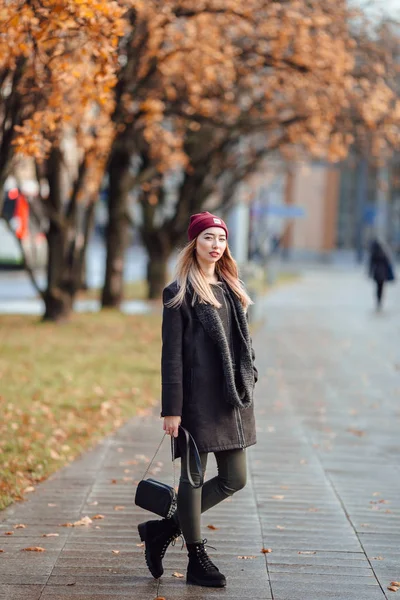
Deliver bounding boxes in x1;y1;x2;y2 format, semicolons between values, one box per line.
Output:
283;158;400;261
282;162;340;260
228;156;400;264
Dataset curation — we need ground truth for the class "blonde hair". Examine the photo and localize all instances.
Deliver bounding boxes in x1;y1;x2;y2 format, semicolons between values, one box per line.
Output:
166;239;253;310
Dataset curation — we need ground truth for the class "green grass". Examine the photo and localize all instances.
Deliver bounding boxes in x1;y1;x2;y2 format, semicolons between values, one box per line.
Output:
0;258;23;266
0;311;162;510
78;280;149;302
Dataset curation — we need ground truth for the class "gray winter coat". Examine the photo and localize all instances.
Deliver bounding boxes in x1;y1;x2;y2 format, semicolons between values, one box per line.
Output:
161;281;257;455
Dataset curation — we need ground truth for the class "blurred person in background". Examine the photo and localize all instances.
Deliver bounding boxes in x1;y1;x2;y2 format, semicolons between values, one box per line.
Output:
368;238;395;310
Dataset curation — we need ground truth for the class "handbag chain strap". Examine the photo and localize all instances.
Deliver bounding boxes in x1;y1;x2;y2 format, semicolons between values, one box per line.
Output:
140;433;177;489
140;427;202;490
172;436;176;490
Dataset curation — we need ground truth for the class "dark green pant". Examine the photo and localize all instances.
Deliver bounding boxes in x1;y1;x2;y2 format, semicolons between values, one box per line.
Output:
177;448;247;544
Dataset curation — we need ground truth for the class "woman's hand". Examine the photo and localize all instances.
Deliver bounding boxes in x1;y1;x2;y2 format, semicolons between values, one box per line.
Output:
163;416;181;438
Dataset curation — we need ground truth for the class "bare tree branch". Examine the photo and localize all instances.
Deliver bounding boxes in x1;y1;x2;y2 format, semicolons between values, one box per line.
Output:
4;219;45;300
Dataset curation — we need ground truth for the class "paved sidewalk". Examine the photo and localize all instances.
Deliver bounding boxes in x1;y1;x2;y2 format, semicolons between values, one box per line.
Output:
1;268;399;600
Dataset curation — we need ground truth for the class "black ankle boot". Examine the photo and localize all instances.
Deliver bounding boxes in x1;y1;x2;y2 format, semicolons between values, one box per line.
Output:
138;516;181;579
186;539;226;587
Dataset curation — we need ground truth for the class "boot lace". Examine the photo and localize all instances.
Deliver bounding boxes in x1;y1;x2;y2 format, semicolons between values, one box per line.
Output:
160;531;183;558
196;539;218;571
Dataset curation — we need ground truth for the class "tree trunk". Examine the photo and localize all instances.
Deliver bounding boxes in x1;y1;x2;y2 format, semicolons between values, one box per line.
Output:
101;149;131;308
146;243;171;299
43;148;85;322
141;224;172;299
43;286;74;322
138;168;212;299
0;58;26;214
78;201;96;290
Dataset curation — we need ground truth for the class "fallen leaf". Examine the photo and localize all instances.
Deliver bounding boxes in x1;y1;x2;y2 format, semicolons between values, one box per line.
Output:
207;524;218;530
4;532;14;536
154;597;166;600
0;550;4;553
388;586;399;592
372;556;384;560
89;501;98;506
92;514;105;520
391;582;400;587
272;495;285;500
114;506;125;511
72;516;92;527
112;550;120;555
42;533;59;538
14;524;26;529
24;486;35;493
60;523;73;528
135;454;149;462
298;551;317;555
276;525;286;530
136;543;144;548
22;547;45;552
111;479;118;484
238;555;257;559
66;582;76;586
261;548;272;554
172;572;184;578
95;526;101;530
347;428;365;437
48;503;57;507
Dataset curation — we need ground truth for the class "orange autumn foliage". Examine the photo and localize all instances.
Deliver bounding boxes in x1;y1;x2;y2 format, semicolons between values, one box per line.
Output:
1;1;399;179
110;0;400;175
0;0;125;194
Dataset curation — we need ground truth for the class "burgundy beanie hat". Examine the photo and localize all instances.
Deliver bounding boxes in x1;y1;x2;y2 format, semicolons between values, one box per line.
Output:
187;211;229;241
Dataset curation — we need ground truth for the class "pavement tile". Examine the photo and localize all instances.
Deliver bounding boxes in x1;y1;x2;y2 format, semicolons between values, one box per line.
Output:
268;564;375;576
269;572;378;585
271;582;386;600
0;585;44;600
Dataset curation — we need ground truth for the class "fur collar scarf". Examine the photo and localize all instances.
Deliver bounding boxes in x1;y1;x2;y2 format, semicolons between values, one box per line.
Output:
193;283;254;409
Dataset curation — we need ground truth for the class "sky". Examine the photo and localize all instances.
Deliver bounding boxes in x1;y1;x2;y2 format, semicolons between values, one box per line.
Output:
354;0;400;17
377;1;400;15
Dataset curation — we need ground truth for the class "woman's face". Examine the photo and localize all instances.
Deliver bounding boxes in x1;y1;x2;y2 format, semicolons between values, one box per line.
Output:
196;227;227;265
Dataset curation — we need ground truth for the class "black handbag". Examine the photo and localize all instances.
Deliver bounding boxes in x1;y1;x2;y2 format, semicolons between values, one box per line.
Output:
134;426;203;518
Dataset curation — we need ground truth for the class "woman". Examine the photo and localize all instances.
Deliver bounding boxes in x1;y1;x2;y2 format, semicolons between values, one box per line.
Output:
369;238;395;310
138;211;258;588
